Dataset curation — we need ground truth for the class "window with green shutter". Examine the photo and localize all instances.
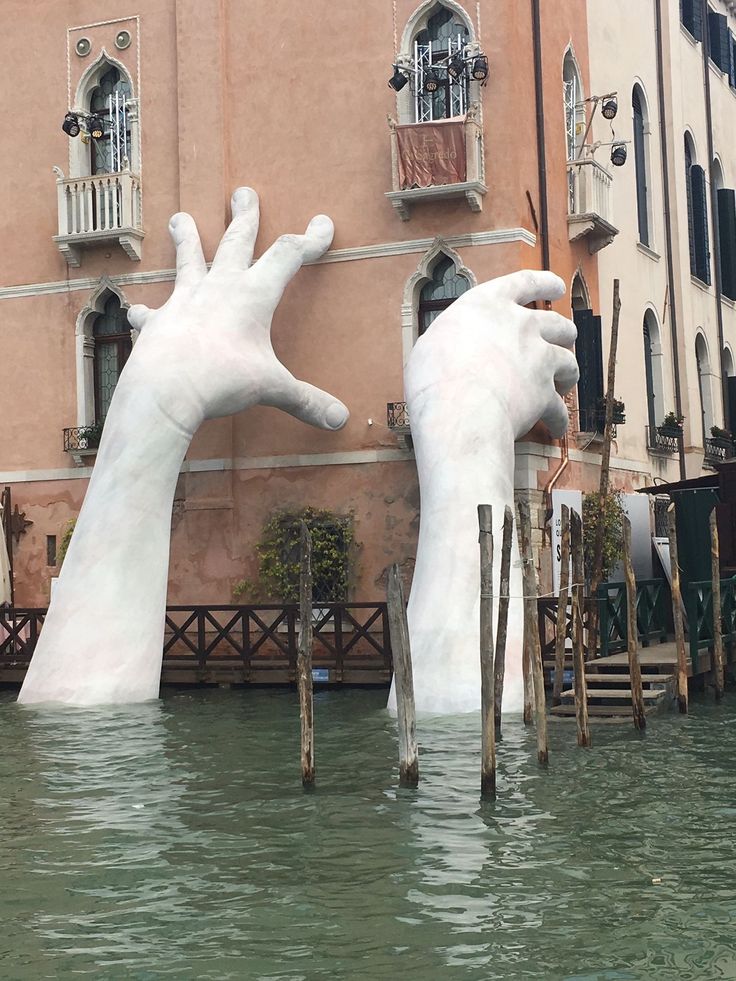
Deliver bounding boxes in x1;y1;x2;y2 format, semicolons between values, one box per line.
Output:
691;163;711;285
681;0;703;40
708;10;730;72
718;188;736;301
573;309;604;432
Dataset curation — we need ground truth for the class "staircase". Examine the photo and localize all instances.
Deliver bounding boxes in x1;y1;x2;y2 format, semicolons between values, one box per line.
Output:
548;658;675;720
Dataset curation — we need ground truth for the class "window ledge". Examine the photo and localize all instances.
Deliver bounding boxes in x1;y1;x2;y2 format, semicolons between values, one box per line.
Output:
636;242;661;262
690;275;713;294
721;293;736;309
680;24;699;45
385;181;487;221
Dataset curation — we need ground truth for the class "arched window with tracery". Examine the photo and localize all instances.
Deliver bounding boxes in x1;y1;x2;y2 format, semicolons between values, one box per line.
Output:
413;5;470;122
89;65;132;175
93;293;132;422
418;255;470;336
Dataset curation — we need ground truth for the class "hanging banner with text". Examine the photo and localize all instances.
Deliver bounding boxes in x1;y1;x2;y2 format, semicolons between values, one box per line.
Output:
396;118;466;189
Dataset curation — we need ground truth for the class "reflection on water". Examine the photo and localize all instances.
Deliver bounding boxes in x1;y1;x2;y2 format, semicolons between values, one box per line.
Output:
1;689;736;980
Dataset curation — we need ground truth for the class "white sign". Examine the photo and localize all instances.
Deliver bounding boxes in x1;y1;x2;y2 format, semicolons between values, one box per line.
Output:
551;489;583;594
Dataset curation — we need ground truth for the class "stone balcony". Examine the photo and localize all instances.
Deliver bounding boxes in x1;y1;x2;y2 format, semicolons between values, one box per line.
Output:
53;166;144;267
567;158;618;254
386;105;486;221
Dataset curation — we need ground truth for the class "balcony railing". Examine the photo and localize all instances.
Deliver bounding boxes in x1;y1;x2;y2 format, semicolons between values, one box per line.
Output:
53;166;143;266
704;436;735;465
386;106;486;220
567;158;618;253
647;426;680;455
387;402;410;431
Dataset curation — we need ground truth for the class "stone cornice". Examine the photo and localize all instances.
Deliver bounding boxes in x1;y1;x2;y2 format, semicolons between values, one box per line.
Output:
0;227;536;301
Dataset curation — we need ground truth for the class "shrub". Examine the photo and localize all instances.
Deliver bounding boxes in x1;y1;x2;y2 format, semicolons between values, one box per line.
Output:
582;491;626;582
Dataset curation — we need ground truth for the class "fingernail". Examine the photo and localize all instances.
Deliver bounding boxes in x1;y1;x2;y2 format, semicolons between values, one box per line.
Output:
325;402;348;429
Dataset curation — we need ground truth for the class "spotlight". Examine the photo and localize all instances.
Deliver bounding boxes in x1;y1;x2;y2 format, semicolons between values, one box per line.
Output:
423;68;441;93
88;115;105;139
388;67;408;92
601;96;618;120
471;55;489;81
611;143;627;167
62;112;80;137
447;53;465;79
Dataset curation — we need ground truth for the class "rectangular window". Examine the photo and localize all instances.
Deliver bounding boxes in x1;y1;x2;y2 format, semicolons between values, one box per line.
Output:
682;0;704;40
708;11;730;71
730;31;736;88
718;188;736;301
47;535;57;567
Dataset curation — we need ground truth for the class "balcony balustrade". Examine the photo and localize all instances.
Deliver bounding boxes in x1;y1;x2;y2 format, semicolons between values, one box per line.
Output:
704;436;735;465
647;426;680;455
53;166;143;266
567;158;618;253
386;105;486;220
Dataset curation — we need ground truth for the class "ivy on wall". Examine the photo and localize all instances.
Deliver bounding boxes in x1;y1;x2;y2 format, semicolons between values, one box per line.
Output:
582;491;625;583
238;507;355;603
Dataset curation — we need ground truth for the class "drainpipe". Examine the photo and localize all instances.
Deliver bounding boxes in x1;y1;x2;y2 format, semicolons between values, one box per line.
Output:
531;0;550;271
532;0;570;526
701;0;729;428
655;0;687;479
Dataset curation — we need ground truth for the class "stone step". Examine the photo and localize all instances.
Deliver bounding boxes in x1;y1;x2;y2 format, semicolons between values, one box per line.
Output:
583;673;674;685
549;703;656;718
560;687;668;701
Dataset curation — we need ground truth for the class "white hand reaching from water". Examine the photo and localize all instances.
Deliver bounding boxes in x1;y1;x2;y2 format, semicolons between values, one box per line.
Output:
397;270;578;715
19;188;347;706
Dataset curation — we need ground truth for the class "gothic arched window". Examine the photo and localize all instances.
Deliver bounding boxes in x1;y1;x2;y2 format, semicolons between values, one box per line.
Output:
414;6;470;122
90;65;132;175
632;86;651;247
93;294;132;422
418;255;470;336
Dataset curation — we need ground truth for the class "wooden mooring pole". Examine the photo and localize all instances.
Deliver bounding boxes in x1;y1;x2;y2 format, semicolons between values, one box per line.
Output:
709;508;725;701
478;506;496;795
494;506;514;736
667;504;689;714
553;504;571;707
518;500;549;765
570;509;591;747
297;521;315;787
623;516;646;731
386;564;419;787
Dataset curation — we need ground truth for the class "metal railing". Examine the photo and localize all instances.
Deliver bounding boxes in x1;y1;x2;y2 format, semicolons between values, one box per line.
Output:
704;436;735;465
63;426;102;452
387;402;410;430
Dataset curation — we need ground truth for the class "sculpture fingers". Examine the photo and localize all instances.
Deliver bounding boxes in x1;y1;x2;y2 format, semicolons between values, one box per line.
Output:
540;392;572;438
127;304;153;331
473;269;566;308
251;215;335;305
261;367;349;431
548;345;580;395
211;187;260;274
169;212;207;288
536;311;577;348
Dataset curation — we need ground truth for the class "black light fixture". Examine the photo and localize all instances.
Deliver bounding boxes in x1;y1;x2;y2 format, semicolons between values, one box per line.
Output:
88;115;105;139
601;96;618;120
388;66;408;92
611;143;627;167
447;53;465;79
62;112;81;137
423;68;441;93
471;55;489;81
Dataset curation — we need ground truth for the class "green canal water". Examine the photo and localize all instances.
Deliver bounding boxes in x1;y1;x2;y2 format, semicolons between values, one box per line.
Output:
1;688;735;981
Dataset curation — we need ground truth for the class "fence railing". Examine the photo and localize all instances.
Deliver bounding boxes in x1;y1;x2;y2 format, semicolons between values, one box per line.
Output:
0;603;392;677
387;402;410;430
684;579;736;672
567;158;614;224
597;579;670;656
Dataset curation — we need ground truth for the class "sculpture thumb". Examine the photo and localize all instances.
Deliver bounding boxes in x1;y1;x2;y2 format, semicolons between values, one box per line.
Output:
127;304;153;331
263;372;349;431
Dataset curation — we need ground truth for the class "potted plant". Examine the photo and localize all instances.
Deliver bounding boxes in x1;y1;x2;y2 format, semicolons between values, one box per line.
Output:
658;411;684;437
710;425;733;444
594;396;626;428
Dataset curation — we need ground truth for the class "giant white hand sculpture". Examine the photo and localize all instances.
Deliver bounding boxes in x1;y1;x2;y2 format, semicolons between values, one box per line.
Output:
19;188;348;706
396;270;579;715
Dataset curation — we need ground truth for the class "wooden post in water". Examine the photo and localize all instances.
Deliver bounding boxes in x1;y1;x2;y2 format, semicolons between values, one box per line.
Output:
623;516;646;731
478;506;496;795
553;504;571;707
297;521;315;787
494;506;514;736
667;504;688;714
386;564;419;787
518;500;549;765
709;508;725;701
570;509;591;747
